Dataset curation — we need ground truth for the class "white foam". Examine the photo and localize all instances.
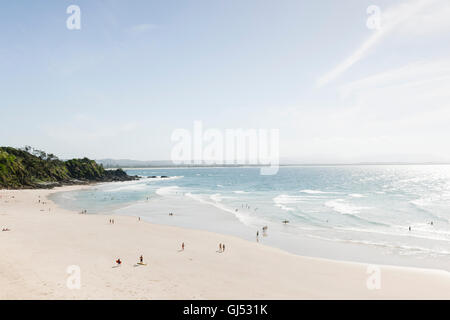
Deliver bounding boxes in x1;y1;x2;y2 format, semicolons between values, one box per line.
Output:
349;193;366;198
409;197;439;208
150;175;184;181
273;194;305;204
333;224;450;243
325;199;371;215
155;186;180;196
99;176;183;193
107;184;148;192
308;235;450;257
210;193;223;202
300;189;339;194
185;192;254;225
273;194;303;212
275;203;295;212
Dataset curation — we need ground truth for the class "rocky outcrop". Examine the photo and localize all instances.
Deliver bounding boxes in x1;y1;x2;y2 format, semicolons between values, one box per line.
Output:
0;146;138;189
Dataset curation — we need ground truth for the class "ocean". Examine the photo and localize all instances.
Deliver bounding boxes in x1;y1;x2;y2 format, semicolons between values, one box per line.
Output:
50;165;450;270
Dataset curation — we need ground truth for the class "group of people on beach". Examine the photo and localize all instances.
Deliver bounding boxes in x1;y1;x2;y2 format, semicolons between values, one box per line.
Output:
116;255;145;266
114;241;228;266
109;219;115;224
236;203;259;212
408;221;434;232
256;226;268;241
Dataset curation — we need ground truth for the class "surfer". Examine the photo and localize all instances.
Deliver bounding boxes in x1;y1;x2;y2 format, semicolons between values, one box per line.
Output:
116;258;122;265
139;255;144;264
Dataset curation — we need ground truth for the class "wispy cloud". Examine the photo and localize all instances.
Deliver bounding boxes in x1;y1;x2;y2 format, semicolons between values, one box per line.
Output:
128;23;159;34
266;56;450;162
339;59;450;98
337;58;450;134
396;0;450;35
316;0;442;87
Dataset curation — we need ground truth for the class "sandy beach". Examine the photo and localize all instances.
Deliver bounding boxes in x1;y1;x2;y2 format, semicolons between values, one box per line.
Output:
1;185;450;299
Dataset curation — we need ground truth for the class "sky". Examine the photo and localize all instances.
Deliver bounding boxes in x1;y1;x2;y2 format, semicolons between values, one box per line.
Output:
1;0;450;163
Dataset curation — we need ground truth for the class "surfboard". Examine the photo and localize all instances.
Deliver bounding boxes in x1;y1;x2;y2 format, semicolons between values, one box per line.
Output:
137;262;147;266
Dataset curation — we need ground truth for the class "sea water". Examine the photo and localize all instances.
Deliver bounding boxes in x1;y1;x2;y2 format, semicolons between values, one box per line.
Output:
50;165;450;270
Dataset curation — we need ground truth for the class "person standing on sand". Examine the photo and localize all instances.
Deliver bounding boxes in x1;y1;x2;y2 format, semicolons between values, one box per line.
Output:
182;242;185;251
223;244;225;252
219;243;222;252
140;255;143;264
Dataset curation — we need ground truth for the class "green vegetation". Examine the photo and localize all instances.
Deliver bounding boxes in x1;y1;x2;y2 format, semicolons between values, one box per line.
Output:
0;146;137;189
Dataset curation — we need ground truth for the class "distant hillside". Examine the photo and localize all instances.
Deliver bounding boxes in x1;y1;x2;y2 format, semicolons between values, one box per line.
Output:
96;159;174;168
96;159;270;168
0;146;138;189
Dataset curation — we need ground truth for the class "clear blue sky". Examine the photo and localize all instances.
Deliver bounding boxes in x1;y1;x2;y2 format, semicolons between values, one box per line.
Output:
1;0;450;162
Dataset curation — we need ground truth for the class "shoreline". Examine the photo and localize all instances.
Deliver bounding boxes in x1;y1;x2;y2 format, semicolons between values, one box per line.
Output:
56;180;450;272
1;185;450;299
51;184;450;273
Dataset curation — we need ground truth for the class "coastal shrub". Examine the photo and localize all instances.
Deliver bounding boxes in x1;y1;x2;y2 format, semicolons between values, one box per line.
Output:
0;146;136;189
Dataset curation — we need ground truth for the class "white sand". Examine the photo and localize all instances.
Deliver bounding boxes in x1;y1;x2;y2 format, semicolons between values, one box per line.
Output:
1;186;449;299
